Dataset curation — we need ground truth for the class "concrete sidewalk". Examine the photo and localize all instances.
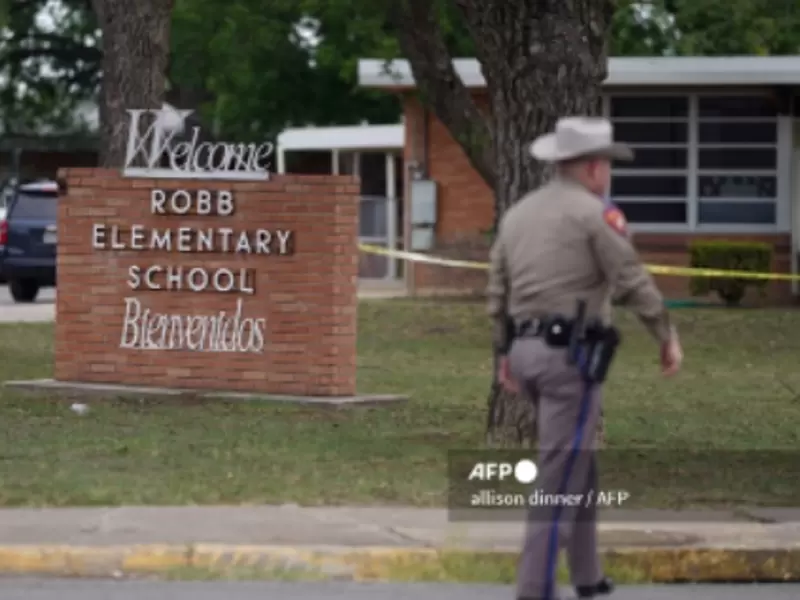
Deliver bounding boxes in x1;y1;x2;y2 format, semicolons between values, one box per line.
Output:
1;505;800;580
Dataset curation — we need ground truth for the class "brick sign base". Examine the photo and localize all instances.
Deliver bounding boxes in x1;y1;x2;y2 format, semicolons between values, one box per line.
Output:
53;168;359;397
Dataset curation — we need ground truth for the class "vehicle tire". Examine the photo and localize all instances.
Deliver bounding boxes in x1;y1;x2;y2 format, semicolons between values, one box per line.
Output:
9;278;39;303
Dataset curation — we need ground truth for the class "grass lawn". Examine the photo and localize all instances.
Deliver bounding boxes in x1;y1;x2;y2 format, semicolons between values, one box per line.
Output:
0;300;799;507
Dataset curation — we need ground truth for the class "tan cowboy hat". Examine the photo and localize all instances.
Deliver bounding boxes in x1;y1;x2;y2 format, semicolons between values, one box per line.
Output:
529;117;633;163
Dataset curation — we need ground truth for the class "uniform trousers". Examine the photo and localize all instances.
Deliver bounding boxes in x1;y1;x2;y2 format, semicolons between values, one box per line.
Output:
509;337;603;600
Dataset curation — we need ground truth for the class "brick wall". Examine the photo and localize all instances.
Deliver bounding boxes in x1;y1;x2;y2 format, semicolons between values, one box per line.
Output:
55;168;359;396
403;96;494;293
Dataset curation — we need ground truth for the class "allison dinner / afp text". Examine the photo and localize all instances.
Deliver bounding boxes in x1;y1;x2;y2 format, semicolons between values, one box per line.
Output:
465;459;630;509
469;488;631;509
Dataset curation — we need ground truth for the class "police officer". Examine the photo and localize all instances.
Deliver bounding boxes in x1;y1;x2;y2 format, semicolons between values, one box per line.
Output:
487;117;683;600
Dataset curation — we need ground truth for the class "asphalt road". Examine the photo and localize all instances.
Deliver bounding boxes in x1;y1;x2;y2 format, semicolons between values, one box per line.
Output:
0;285;54;322
0;580;797;600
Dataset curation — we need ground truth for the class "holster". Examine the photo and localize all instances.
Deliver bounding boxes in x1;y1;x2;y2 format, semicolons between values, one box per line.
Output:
580;322;622;383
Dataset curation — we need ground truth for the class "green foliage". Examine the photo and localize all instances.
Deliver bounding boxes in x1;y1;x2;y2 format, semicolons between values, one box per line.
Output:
610;0;678;56
0;0;99;134
168;0;401;140
610;0;800;57
168;0;472;140
689;241;772;306
670;0;800;55
2;0;800;137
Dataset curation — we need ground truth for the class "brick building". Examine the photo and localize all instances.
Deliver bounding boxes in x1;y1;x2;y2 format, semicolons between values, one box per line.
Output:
0;136;97;182
356;56;800;302
0;99;100;185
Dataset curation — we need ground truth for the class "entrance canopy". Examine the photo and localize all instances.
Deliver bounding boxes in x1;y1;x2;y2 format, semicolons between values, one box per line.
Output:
276;124;403;173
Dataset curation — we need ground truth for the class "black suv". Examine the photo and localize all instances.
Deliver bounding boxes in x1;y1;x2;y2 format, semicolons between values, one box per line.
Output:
0;180;58;303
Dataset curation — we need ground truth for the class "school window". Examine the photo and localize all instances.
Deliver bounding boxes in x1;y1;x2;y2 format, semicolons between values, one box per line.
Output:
607;94;780;230
695;95;778;226
609;95;690;226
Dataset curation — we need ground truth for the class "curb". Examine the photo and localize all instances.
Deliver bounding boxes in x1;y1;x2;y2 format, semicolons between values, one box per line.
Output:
0;545;799;582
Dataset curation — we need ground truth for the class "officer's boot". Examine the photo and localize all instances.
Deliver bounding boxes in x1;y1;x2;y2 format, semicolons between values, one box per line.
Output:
575;576;614;598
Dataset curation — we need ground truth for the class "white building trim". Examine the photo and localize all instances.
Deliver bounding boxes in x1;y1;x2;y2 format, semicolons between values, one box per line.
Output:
277;124;403;151
358;56;800;88
276;124;404;177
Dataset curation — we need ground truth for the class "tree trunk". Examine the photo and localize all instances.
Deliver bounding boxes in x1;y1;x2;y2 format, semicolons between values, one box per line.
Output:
472;1;612;448
390;0;614;447
91;0;175;166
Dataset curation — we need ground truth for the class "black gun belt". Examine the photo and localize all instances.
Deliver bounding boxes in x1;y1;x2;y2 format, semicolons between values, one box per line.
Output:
515;316;574;347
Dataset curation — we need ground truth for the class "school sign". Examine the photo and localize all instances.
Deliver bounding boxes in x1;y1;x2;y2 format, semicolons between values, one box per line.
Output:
52;107;360;397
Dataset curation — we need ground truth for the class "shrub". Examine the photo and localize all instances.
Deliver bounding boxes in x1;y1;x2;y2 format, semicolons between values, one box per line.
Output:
689;241;772;306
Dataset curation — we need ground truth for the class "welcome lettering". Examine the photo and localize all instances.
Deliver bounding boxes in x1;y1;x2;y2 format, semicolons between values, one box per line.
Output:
122;108;273;180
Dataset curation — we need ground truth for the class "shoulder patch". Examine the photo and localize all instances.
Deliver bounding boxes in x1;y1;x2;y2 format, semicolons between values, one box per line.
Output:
603;206;627;236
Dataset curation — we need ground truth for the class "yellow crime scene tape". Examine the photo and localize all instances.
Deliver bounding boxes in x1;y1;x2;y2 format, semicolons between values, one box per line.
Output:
359;243;800;282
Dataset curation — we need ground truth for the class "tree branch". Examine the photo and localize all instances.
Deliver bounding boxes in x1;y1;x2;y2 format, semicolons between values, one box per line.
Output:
387;0;494;188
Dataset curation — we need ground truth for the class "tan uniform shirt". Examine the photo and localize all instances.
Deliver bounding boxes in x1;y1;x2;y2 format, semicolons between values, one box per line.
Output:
487;176;671;352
